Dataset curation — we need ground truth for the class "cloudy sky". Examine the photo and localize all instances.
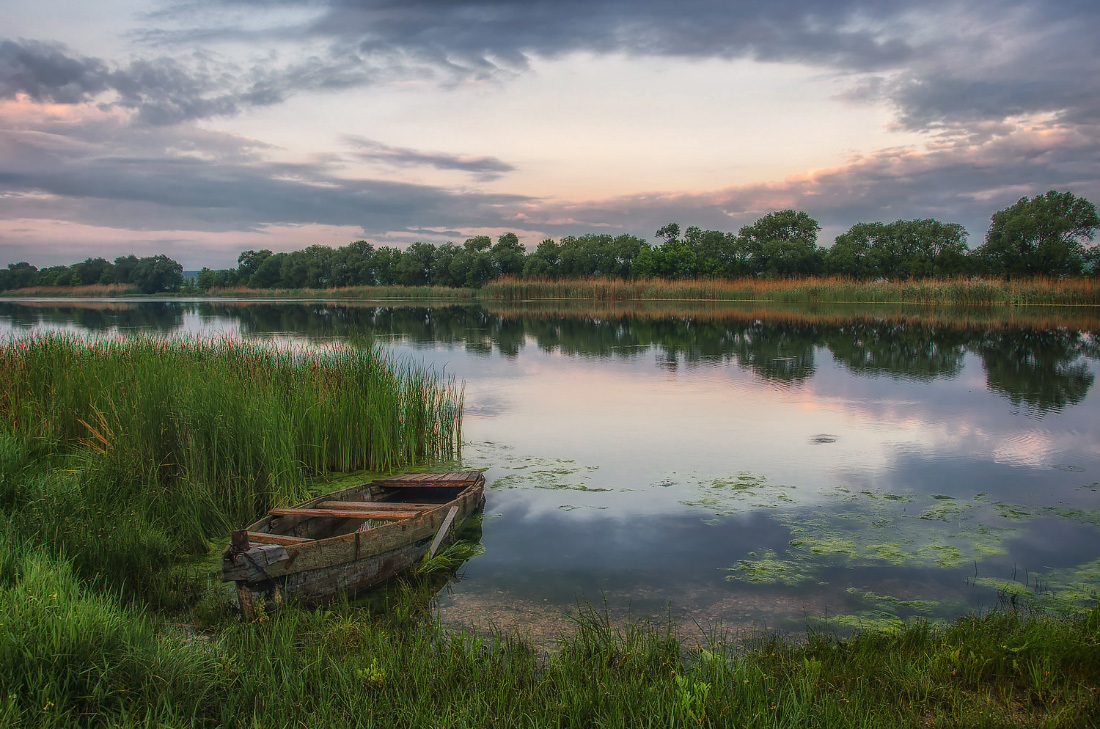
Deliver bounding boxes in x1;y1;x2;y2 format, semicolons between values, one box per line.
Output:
3;0;1099;269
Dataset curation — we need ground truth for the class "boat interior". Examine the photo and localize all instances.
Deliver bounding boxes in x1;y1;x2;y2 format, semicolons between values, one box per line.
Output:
236;473;482;546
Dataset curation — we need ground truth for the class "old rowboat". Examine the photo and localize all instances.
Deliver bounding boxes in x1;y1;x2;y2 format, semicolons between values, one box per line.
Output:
222;471;485;616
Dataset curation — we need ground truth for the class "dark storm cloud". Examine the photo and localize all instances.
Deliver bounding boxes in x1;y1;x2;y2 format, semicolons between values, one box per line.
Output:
139;0;1100;136
344;136;515;180
0;115;531;234
866;0;1100;134
10;1;1098;133
148;0;920;71
0;38;284;125
0;39;112;104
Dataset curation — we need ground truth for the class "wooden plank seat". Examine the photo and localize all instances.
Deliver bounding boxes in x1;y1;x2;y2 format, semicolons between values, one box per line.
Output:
268;507;423;520
317;501;437;512
371;471;482;488
245;531;313;546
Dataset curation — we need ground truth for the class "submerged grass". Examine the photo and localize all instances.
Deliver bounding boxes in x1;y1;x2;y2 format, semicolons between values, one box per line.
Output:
481;276;1100;307
2;334;1099;727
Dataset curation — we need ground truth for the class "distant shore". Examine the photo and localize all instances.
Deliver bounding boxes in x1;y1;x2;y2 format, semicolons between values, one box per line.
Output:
3;276;1100;307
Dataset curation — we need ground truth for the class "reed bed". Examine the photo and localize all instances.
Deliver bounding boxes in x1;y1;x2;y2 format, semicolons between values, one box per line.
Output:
0;283;140;298
206;284;477;300
0;334;462;596
484;298;1100;332
480;276;1100;307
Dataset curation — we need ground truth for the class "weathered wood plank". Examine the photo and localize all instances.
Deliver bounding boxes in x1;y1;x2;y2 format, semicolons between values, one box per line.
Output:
246;531;313;546
268;507;421;520
278;539;431;602
317;500;437;512
428;506;460;559
375;480;477;488
224;473;485;590
224;516;439;581
372;471;482;488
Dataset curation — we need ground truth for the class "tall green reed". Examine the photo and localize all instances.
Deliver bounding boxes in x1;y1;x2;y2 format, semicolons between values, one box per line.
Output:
480;276;1100;306
0;334;463;596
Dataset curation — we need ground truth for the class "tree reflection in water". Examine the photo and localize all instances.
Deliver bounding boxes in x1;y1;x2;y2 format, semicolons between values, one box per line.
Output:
2;300;1096;414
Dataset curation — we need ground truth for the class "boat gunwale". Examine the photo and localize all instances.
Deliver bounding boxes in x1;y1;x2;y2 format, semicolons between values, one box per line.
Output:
221;472;485;581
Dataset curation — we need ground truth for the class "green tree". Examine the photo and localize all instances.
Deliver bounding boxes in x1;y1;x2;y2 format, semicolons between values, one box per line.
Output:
72;257;114;286
113;255;139;285
338;240;376;286
195;267;216;292
739;210;822;277
458;237;494;287
395;242;438;286
978;191;1099;276
684;226;749;277
490;233;526;277
0;262;38;291
248;252;286;289
825;224;876;278
372;247;401;285
237;249;272;283
522;239;561;277
131;255;185;294
827;219;970;279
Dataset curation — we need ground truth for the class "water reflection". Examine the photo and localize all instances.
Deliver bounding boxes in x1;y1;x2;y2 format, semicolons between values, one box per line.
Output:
2;298;1098;631
4;300;1093;414
0;301;187;332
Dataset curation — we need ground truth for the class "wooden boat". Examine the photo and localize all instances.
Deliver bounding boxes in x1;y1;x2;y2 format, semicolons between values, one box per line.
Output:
222;471;485;616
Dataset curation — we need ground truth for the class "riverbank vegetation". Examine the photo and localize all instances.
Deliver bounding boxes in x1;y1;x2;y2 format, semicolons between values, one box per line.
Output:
480;275;1100;306
2;335;1099;726
4;190;1098;297
0;335;462;601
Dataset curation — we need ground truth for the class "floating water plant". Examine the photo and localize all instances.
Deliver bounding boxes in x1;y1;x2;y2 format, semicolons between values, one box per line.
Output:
727;549;815;586
679;472;796;516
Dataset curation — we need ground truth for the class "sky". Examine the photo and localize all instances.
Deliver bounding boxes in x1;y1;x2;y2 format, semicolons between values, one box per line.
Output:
2;0;1099;270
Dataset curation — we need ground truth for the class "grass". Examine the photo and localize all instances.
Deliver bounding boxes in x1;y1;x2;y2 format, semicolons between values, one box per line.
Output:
0;335;462;600
483;297;1100;331
0;284;140;297
3;542;1098;728
9;277;1100;308
480;276;1100;306
2;334;1099;727
202;284;477;300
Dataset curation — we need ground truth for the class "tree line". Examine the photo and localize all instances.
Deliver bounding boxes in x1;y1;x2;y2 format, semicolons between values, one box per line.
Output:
0;254;185;294
3;190;1097;293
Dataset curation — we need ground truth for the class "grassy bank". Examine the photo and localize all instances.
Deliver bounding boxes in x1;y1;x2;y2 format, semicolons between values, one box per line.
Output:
0;283;478;300
484;298;1100;332
0;335;462;600
2;336;1099;727
202;284;478;300
6;276;1100;307
480;276;1100;306
3;539;1099;728
0;283;140;297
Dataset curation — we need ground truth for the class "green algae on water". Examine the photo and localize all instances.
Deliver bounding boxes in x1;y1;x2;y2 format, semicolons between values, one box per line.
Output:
726;549;814;586
680;472;796;516
845;587;941;614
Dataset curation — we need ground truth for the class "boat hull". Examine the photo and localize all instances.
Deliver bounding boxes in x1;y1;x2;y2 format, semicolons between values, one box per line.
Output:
222;471;485;616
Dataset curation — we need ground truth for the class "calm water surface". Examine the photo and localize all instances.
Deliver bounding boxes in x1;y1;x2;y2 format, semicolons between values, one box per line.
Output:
3;299;1098;636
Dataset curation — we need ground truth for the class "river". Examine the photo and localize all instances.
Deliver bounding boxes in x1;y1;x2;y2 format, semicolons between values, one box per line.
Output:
2;298;1098;638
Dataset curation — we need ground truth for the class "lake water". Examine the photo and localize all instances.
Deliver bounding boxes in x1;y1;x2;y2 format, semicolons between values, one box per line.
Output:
2;299;1098;637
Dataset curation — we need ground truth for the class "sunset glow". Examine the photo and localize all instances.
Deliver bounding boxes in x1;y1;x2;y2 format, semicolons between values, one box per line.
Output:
3;1;1099;268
